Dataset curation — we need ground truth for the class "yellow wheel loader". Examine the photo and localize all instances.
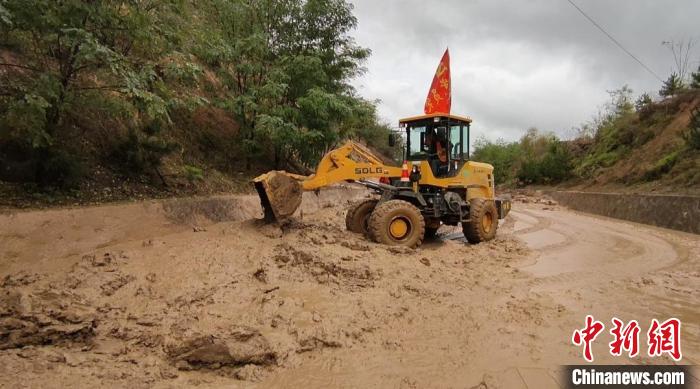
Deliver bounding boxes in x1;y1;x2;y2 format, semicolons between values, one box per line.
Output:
254;113;511;247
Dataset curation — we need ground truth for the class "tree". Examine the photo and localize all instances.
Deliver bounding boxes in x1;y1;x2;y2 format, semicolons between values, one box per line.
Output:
635;93;653;112
0;1;196;185
195;0;371;170
1;0;390;189
634;93;654;120
472;137;522;185
691;66;700;89
538;141;573;183
607;85;634;117
682;108;700;150
662;39;695;82
659;73;685;97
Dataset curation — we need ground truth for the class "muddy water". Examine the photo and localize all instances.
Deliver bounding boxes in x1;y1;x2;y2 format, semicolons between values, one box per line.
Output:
259;203;700;388
512;205;700;371
515;208;678;279
0;193;698;388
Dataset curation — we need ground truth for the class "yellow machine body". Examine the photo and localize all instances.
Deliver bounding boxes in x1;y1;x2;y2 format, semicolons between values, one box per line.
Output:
253;113;509;226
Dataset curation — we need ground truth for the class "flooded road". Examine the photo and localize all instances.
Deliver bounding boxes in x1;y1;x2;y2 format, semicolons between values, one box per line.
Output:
260;201;700;389
0;194;698;388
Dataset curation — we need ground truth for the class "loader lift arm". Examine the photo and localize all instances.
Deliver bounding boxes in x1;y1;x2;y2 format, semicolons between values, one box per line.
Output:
254;141;402;222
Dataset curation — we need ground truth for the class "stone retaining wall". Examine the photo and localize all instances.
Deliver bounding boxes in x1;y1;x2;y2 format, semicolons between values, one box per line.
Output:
547;191;700;234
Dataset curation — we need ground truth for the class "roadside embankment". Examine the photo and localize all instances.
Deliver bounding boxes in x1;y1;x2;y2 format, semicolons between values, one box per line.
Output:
547;191;700;234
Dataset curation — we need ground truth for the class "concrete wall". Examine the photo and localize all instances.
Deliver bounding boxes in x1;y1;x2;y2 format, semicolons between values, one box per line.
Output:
547;191;700;234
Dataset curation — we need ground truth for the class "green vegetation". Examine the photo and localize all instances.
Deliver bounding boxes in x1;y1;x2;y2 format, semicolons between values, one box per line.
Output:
691;66;700;89
183;165;204;182
643;150;681;181
0;0;394;193
683;108;700;150
472;128;572;185
1;2;698;202
473;84;700;189
659;73;685;97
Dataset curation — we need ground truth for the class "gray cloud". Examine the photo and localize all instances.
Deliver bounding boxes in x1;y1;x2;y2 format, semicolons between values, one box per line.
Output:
349;0;700;142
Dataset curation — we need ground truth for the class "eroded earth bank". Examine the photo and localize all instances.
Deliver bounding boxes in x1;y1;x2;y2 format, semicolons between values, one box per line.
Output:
0;188;698;388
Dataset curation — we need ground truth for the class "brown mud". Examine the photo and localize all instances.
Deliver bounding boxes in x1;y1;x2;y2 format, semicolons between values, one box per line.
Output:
0;188;698;388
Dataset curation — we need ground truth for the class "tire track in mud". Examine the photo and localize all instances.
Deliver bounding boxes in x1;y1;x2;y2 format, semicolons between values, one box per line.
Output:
510;209;553;235
514;203;700;365
511;205;682;290
512;209;575;253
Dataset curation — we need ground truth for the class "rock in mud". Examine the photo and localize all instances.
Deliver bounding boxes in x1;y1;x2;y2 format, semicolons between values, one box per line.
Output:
0;290;96;350
1;272;41;287
235;364;266;381
295;327;343;352
87;253;113;267
100;273;135;296
273;243;380;287
167;326;276;369
253;268;268;283
340;241;371;251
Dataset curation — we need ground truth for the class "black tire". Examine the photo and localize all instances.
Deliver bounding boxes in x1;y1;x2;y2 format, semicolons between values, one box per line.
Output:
462;198;498;244
368;200;425;248
345;199;378;234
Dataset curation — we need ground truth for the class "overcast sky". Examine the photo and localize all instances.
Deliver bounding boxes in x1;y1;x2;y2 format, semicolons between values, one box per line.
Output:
349;0;700;142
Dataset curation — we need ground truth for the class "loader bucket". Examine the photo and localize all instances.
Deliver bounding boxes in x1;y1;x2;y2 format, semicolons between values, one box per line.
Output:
253;171;303;223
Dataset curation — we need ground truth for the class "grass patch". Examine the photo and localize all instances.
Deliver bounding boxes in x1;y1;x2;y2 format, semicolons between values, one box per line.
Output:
183;165;204;182
643;150;681;181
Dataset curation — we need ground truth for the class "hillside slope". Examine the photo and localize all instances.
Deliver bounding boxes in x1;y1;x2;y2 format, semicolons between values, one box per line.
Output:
565;91;700;194
474;89;700;196
0;1;397;208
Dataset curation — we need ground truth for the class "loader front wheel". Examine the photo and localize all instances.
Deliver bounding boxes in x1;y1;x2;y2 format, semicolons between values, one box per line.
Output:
462;198;498;244
368;200;425;248
345;199;378;235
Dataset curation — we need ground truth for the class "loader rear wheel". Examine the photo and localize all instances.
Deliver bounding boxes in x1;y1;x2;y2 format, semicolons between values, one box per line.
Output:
368;200;425;248
462;198;498;244
345;199;378;235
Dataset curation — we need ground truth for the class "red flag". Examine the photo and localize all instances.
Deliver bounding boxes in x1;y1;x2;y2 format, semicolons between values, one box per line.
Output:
424;49;451;115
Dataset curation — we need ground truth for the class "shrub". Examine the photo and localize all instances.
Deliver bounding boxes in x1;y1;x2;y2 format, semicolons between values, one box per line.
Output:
643;150;680;181
183;165;204;182
538;141;573;183
471;137;522;185
682;108;700;150
660;73;685;97
37;148;84;188
111;128;177;177
691;66;700;89
473;129;573;186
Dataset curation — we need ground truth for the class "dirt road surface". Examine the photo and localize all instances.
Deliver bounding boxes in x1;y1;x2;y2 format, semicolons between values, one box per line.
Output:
0;189;698;388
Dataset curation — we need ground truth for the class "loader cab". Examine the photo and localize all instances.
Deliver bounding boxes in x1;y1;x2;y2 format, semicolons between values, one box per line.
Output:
399;113;472;177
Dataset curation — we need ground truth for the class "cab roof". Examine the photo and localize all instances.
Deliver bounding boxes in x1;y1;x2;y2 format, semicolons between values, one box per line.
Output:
398;113;472;125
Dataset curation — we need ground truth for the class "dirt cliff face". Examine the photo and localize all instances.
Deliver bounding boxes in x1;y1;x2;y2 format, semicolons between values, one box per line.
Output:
0;189;698;388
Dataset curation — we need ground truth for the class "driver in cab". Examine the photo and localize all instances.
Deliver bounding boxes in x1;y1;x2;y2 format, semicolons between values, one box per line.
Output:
424;129;448;176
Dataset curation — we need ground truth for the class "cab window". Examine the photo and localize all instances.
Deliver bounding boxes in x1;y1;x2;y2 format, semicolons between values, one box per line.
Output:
408;126;427;159
450;125;462;160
